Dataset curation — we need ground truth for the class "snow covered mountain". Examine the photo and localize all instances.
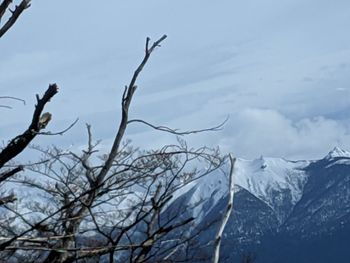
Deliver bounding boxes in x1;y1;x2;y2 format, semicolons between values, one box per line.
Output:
166;147;350;262
324;146;350;160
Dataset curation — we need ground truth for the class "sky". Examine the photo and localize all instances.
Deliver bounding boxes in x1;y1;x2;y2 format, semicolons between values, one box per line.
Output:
1;0;350;160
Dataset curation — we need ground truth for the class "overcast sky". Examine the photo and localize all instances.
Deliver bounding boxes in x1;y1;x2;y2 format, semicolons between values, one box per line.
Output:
1;0;350;160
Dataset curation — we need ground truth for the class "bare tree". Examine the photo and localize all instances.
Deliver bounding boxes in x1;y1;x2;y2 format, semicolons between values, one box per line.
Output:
0;0;37;206
0;33;229;262
0;3;235;263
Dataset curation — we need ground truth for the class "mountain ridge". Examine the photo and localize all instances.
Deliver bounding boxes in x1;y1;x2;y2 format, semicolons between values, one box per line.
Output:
167;146;350;262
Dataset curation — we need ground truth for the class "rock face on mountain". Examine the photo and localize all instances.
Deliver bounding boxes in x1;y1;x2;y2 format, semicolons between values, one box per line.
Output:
168;147;350;262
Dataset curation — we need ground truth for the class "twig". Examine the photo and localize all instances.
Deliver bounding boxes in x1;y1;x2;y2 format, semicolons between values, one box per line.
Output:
36;118;79;136
0;105;12;109
0;95;26;109
127;116;228;136
0;96;26;105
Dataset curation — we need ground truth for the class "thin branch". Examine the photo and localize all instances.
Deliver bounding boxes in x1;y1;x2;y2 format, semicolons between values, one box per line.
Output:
127;116;228;136
36;118;79;136
0;96;25;109
0;234;75;242
0;105;12;109
0;96;26;105
2;243;140;253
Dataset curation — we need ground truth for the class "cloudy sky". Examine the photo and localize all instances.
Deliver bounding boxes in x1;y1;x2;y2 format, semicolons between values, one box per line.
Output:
1;0;350;160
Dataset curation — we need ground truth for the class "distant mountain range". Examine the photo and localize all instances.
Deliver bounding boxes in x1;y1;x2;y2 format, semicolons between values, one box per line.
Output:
167;146;350;262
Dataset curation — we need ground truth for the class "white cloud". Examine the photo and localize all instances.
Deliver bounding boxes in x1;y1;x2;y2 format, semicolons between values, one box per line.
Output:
219;108;350;160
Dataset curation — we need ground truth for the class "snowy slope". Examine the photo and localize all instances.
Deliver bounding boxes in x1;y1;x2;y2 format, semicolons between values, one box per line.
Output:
324;146;350;160
170;147;350;223
171;156;309;218
167;147;350;263
234;157;309;209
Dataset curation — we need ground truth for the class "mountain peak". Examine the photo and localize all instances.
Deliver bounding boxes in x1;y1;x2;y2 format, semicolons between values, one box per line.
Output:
324;146;350;160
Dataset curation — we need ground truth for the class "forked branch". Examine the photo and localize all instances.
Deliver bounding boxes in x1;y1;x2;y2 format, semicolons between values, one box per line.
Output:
96;35;167;185
0;0;31;38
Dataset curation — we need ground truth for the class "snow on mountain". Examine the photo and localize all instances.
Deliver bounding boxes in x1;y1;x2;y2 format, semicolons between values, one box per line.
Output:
170;155;310;223
324;146;350;160
169;148;350;262
234;157;309;209
168;168;228;223
182;147;350;215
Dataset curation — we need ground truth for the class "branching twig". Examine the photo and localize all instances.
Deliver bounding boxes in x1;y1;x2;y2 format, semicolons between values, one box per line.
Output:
96;34;167;185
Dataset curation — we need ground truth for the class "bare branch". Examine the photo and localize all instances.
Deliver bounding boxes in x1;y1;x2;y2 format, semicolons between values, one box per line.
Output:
0;104;12;109
127;117;228;136
0;0;12;21
0;96;26;105
96;35;167;185
212;154;235;263
36;118;79;136
0;84;58;168
0;0;31;38
0;95;25;109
